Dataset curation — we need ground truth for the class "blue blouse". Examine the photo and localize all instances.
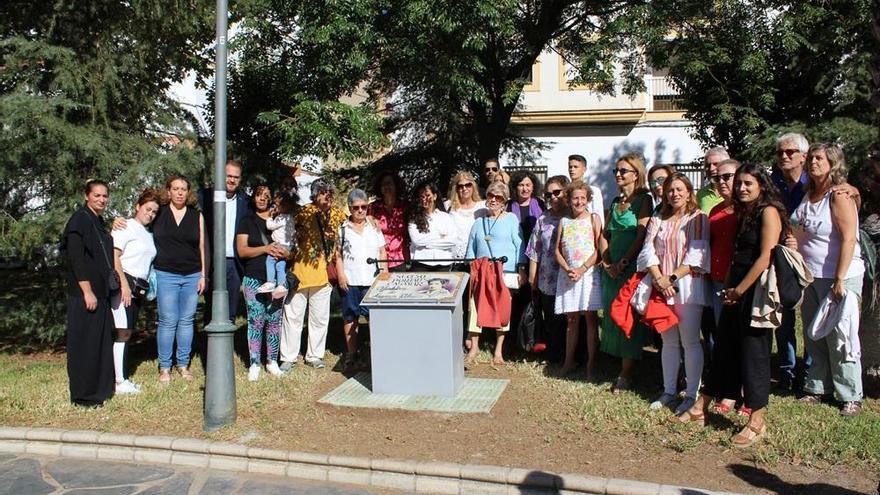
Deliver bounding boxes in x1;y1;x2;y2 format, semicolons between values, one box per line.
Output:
465;212;526;273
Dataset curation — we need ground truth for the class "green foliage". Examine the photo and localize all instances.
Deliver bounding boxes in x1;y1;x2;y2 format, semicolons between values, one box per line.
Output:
230;0;656;188
645;0;879;169
0;0;216;250
0;269;67;351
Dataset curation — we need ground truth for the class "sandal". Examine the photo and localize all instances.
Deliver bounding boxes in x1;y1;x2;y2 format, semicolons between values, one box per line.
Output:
177;366;194;381
611;376;631;394
670;405;706;427
736;405;752;417
732;421;766;448
712;399;734;414
158;368;172;384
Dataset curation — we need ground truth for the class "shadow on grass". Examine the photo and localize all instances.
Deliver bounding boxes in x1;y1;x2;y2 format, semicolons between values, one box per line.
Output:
728;463;871;495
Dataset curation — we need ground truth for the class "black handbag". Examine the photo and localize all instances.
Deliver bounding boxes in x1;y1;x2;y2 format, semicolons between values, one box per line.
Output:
92;220;120;293
126;273;149;299
516;297;544;352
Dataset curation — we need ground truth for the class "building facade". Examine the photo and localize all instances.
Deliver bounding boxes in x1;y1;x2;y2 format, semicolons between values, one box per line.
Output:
506;51;704;201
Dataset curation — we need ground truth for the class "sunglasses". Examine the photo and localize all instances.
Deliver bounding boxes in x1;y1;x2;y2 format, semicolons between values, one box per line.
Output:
487;193;506;202
777;148;800;157
350;204;368;211
543;189;564;199
456;183;474;189
710;173;735;183
612;168;635;176
485;167;499;172
649;177;668;187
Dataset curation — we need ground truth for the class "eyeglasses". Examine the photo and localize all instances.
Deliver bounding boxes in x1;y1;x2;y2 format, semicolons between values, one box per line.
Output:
612;168;635;176
487;193;506;202
543;189;564;199
649;177;668;187
777;148;800;157
710;173;735;183
350;204;368;211
485;167;499;172
456;183;474;190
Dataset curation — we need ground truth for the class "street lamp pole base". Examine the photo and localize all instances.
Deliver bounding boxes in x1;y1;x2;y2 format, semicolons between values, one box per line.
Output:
204;299;237;433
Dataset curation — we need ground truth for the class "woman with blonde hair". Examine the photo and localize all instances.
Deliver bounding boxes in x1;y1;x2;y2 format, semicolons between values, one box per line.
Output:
445;171;485;260
793;143;865;416
638;173;709;414
598;153;653;392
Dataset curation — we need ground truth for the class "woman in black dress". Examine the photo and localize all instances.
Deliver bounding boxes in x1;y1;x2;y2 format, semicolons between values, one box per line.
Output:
675;164;787;448
61;179;117;407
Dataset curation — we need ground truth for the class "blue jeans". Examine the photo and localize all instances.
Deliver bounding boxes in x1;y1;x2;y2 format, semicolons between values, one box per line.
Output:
265;256;288;287
775;307;811;382
155;269;200;370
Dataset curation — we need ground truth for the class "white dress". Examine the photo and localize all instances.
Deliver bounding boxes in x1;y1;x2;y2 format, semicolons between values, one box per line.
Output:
555;215;602;313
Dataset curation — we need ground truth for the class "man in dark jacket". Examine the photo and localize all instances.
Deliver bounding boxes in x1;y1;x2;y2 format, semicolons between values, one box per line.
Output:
199;159;252;323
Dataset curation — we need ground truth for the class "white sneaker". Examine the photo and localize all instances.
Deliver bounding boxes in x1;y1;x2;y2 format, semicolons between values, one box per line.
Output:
256;282;276;294
115;380;141;395
265;361;283;376
649;393;678;411
247;364;261;381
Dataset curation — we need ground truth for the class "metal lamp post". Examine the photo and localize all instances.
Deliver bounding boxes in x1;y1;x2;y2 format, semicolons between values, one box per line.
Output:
204;0;237;433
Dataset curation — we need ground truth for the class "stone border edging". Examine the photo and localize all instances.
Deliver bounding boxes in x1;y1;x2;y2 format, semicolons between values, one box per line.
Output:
0;426;740;495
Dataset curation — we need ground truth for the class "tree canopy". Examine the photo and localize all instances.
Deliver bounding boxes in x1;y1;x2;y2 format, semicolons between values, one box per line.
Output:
645;0;880;171
230;0;655;186
0;0;215;257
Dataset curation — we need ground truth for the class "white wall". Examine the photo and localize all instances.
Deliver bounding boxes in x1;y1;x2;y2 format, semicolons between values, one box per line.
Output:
507;120;704;206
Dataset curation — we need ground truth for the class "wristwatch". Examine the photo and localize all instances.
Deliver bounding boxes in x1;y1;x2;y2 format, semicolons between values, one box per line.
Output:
669;273;678;283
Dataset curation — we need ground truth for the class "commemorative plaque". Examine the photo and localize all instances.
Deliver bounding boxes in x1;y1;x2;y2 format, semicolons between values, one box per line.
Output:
362;271;469;397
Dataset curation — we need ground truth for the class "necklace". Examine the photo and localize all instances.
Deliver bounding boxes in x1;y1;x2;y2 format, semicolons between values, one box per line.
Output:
484;212;503;242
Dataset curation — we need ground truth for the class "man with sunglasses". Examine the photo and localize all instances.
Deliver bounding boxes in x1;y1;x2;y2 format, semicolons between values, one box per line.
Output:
770;132;811;391
479;158;503;197
696;147;729;214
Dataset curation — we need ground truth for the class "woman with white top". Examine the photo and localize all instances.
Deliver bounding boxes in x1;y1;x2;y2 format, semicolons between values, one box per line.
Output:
408;182;457;271
791;143;865;416
638;173;710;416
445;171;486;260
110;188;160;394
337;189;388;370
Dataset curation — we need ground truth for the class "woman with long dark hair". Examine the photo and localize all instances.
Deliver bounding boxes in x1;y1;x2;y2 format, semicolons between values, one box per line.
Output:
61;179;116;407
676;164;788;448
237;185;290;381
408;181;456;271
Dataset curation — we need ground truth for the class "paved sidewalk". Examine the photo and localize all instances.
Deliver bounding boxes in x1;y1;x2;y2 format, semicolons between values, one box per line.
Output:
0;453;406;495
0;426;740;495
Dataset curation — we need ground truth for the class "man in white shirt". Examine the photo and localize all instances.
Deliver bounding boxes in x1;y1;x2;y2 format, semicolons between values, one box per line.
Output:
567;154;605;226
199;159;252;323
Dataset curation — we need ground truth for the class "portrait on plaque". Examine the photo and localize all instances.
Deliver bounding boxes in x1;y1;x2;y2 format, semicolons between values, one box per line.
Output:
363;272;465;303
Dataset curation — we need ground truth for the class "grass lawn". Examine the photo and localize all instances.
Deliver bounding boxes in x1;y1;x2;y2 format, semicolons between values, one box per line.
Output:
1;267;878;493
0;337;878;493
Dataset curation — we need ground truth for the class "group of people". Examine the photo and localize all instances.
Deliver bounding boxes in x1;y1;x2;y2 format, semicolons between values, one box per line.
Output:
63;134;870;450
